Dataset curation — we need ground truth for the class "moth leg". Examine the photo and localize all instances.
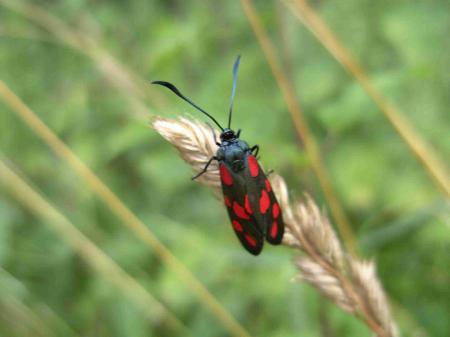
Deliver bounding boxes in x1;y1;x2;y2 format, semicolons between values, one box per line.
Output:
266;169;274;176
250;145;259;157
236;129;241;138
192;156;218;180
206;122;221;146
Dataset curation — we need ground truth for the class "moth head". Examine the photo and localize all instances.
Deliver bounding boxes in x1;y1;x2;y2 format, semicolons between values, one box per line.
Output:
220;128;236;142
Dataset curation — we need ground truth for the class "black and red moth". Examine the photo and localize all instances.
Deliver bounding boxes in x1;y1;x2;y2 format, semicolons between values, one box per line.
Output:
152;56;284;255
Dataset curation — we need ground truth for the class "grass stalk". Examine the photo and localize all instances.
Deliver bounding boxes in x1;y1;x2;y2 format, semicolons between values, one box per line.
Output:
0;0;167;121
0;159;188;335
239;0;357;255
153;117;399;337
286;0;450;197
0;267;79;337
0;80;252;337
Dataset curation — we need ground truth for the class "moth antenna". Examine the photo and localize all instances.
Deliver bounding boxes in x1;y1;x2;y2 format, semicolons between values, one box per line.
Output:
152;81;224;131
227;55;241;129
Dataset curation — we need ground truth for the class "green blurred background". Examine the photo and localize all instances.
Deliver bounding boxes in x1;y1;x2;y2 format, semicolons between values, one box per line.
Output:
0;1;449;336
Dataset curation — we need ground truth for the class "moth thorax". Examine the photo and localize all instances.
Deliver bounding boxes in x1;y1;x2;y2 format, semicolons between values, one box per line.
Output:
232;159;245;172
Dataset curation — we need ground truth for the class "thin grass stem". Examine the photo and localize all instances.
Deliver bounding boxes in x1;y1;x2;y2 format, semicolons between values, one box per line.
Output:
0;158;188;335
152;117;399;337
0;0;167;121
0;266;80;337
0;293;55;337
239;0;357;255
0;80;252;337
286;0;450;197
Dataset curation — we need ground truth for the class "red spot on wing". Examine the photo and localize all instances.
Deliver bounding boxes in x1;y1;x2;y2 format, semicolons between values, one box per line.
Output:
244;234;257;247
265;179;271;192
272;202;280;219
220;164;233;185
233;202;250;220
248;155;259;177
232;220;243;233
270;221;278;239
259;190;270;214
224;196;231;208
244;195;253;214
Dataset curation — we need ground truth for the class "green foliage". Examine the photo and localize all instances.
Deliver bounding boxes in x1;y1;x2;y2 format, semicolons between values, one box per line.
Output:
0;1;448;336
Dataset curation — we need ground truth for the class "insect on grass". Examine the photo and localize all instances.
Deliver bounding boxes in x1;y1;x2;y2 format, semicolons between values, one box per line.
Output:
153;56;284;255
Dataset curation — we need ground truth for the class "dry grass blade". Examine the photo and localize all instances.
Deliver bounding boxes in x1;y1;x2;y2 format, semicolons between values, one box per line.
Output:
350;260;399;337
0;159;188;335
239;0;357;255
285;0;450;197
0;267;79;337
295;257;353;312
155;117;221;190
0;295;54;337
0;0;167;121
152;117;399;337
0;81;252;337
293;197;344;266
286;198;397;337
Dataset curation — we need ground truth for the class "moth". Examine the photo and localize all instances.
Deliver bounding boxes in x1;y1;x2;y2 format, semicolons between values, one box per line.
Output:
153;56;284;255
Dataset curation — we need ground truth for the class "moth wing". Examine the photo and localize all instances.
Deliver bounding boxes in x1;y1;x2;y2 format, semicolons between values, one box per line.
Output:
244;154;284;245
219;162;264;255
